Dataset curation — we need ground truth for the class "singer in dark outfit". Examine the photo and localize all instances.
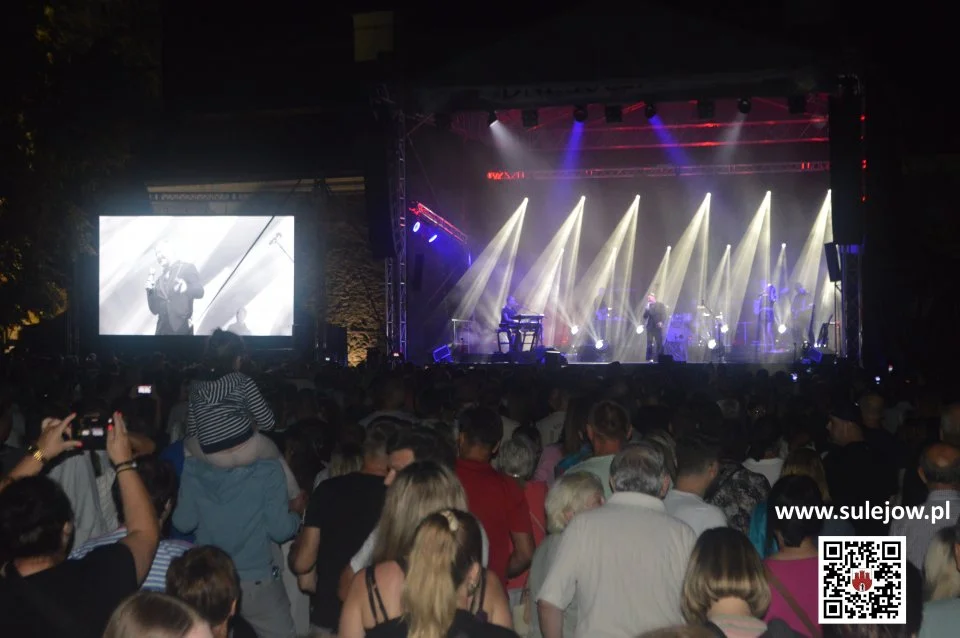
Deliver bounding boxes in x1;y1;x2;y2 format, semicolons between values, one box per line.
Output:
642;293;667;361
145;240;204;335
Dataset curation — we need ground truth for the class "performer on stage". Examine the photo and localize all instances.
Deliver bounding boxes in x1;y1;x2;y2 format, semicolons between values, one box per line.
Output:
642;293;667;361
754;283;777;352
501;295;520;324
145;240;204;335
227;307;251;336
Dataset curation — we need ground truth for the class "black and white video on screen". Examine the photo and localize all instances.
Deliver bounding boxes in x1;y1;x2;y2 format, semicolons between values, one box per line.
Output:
98;216;295;337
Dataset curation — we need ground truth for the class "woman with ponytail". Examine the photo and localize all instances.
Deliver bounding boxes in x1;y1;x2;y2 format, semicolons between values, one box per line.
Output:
339;509;517;638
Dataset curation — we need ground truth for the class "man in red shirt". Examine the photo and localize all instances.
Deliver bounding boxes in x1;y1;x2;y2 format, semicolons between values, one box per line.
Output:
455;406;534;586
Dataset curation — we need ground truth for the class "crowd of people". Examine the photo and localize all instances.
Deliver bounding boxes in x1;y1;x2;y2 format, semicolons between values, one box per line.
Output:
1;328;959;638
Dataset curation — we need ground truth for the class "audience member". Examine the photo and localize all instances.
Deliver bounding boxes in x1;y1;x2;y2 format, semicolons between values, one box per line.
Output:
664;433;727;537
538;442;696;637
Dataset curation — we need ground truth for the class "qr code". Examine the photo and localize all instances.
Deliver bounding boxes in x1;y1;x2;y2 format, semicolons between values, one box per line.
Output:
819;536;906;624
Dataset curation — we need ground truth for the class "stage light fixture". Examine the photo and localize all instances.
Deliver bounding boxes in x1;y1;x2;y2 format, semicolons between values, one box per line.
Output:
521;109;538;128
696;99;715;120
707;338;718;350
570;325;580;335
737;98;752;114
635;325;644;335
781;242;786;248
595;339;605;350
720;324;729;334
573;105;588;123
487;111;498;126
787;95;807;114
604;105;622;124
412;221;421;233
726;244;731;249
667;245;672;251
644;103;657;119
428;234;438;243
778;323;788;334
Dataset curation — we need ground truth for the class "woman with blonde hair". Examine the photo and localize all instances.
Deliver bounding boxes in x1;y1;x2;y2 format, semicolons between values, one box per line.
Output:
340;510;516;638
103;591;213;638
923;526;960;602
748;447;854;557
339;463;512;636
527;472;605;638
681;527;771;637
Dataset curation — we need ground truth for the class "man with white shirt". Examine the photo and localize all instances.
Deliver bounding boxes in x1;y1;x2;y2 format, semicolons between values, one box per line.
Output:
664;433;727;537
537;442;696;638
536;385;569;446
742;416;784;487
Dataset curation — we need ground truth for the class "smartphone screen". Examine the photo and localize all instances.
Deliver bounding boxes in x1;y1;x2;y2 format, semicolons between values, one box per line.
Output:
76;415;110;450
137;385;152;395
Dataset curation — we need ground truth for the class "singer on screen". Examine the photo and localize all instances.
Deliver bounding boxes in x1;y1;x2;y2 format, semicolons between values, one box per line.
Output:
145;240;204;335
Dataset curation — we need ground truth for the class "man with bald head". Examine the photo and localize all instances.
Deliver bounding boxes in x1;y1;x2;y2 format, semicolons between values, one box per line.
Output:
890;442;960;569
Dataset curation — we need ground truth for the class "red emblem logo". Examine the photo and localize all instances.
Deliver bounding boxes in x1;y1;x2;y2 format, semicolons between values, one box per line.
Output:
851;569;873;592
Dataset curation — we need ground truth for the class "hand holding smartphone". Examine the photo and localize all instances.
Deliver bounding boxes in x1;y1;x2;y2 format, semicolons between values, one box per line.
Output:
74;414;112;450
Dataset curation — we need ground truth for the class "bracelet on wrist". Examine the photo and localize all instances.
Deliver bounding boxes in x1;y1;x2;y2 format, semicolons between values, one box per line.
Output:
26;444;47;465
115;465;137;476
113;460;137;473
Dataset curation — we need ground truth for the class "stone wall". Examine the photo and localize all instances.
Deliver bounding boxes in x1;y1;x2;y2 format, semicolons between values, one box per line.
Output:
318;191;385;366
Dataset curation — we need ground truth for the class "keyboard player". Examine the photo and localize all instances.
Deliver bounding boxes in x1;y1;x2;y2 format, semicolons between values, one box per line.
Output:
501;295;520;324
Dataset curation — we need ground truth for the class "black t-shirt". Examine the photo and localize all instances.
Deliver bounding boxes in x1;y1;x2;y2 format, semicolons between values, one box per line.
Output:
366;609;519;638
823;441;894;535
230;614;258;638
0;543;138;638
304;472;386;629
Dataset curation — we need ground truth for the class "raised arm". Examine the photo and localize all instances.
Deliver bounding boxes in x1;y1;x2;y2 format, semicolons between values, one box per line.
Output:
0;414;82;492
109;412;161;586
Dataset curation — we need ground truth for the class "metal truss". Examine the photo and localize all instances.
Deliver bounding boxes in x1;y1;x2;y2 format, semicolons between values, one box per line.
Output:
378;89;407;357
486;161;829;181
409;202;468;244
522;118;828;151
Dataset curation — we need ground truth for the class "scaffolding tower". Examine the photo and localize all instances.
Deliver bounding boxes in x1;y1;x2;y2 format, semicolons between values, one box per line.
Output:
381;94;407;357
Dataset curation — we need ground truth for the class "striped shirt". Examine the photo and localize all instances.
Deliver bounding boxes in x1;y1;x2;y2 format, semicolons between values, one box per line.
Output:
187;372;275;453
69;527;193;591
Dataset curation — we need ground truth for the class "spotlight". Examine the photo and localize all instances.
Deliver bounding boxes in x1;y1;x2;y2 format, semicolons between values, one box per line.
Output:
643;103;657;119
696;99;715;120
778;323;788;334
487;111;498;126
720;324;729;334
635;325;644;335
737;98;752;115
521;109;538;128
412;221;421;233
570;325;580;335
781;242;786;248
787;95;807;114
428;234;438;243
707;338;718;350
573;105;588;123
604;105;622;124
726;244;731;249
667;245;672;251
595;339;605;350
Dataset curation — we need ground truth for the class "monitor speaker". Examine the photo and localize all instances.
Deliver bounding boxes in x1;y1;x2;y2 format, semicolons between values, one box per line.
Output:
824;242;841;282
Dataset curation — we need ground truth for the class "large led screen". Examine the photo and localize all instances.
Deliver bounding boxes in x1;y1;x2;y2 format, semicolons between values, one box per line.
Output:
99;216;295;336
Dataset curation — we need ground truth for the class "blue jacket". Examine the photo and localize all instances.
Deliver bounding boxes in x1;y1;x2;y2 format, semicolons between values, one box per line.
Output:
172;458;299;582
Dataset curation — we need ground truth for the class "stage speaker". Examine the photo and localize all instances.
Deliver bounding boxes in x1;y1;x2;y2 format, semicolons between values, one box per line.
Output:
410;254;425;292
829;94;864;244
824;242;841;282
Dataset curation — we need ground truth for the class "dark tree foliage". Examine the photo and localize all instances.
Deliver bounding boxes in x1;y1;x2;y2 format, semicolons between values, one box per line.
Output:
0;1;159;331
